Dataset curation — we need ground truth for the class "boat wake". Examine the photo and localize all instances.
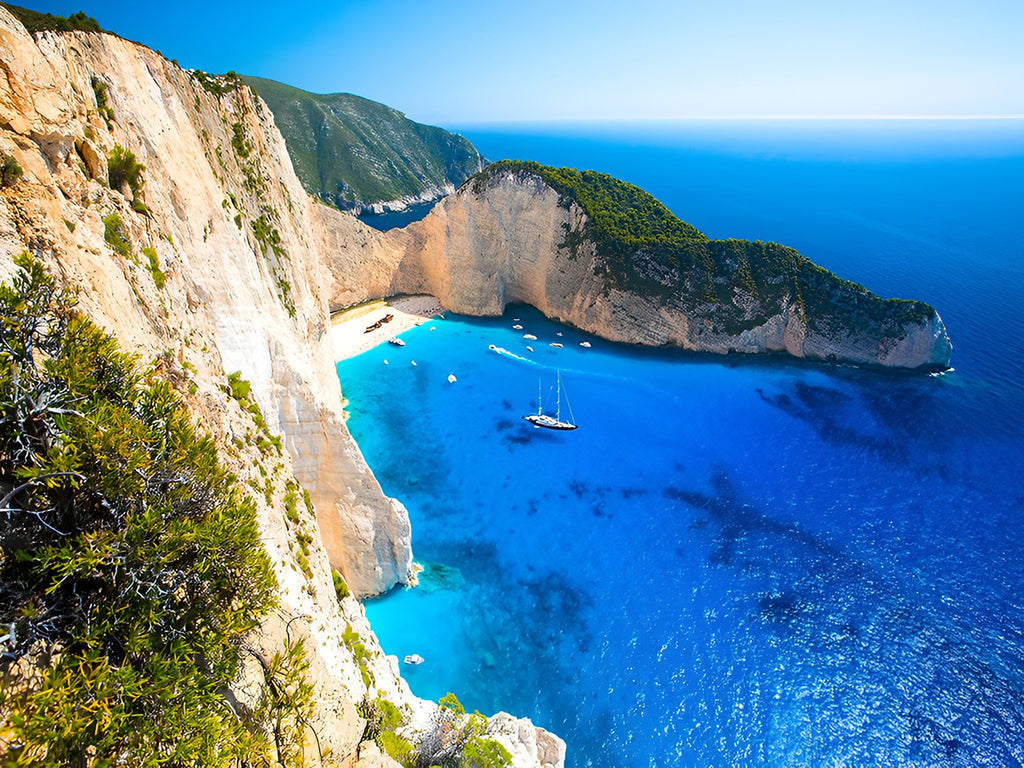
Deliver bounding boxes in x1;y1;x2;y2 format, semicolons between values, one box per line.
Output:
488;344;541;366
487;343;680;403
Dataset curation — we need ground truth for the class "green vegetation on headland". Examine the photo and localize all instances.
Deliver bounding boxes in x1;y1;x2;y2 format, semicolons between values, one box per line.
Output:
476;160;708;263
356;691;512;768
473;160;936;340
1;3;102;33
0;256;311;762
244;75;484;211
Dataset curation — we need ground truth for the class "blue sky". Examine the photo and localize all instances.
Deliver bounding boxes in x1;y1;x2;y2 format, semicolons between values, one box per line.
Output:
15;0;1024;125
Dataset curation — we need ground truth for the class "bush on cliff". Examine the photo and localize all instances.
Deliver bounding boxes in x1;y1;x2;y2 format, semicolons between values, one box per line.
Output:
1;4;103;34
0;153;22;188
102;212;131;258
0;255;300;763
414;693;512;768
107;144;145;200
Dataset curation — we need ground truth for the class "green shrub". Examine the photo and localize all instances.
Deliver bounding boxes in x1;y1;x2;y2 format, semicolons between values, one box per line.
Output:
332;568;350;601
0;255;287;763
142;246;164;289
192;69;240;97
4;5;103;33
251;213;283;257
91;76;108;109
231;121;252;159
379;730;415;765
414;693;512;768
226;369;251;401
342;623;373;688
107;144;145;198
91;76;114;127
0;152;23;187
358;695;415;765
462;736;513;768
102;213;130;258
284;486;300;525
250;632;317;765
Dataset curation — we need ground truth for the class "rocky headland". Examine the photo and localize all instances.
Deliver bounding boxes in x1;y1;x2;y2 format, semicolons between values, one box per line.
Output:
361;161;951;370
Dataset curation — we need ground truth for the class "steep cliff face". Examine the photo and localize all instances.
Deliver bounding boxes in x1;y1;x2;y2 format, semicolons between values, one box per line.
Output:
0;11;562;766
0;8;409;599
377;164;952;370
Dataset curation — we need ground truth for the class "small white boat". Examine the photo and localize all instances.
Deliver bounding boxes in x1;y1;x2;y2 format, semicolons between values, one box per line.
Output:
447;373;457;383
550;343;563;349
556;332;563;337
383;359;389;365
388;336;405;347
513;324;523;330
411;360;417;366
404;654;425;666
526;346;534;352
523;334;537;340
580;341;592;348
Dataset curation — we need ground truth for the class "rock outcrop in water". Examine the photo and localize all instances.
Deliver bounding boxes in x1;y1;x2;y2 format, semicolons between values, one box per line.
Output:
0;9;562;765
361;161;952;370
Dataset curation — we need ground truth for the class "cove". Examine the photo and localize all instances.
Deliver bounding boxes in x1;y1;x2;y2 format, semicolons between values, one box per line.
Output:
338;121;1024;765
339;305;1023;766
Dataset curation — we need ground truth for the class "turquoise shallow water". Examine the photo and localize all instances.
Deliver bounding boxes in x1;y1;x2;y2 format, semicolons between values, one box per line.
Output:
339;121;1024;766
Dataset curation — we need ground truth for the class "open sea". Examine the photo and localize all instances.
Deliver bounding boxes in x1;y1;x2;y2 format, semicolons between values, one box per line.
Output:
338;120;1024;766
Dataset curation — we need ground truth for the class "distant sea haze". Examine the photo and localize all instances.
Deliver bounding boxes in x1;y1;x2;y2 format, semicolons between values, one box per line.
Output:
343;120;1024;766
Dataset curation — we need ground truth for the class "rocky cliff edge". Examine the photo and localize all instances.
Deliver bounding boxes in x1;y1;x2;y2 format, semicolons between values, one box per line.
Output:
371;162;952;370
0;10;562;766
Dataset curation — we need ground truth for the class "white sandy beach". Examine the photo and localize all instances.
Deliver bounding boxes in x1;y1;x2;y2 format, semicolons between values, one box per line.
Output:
330;295;446;361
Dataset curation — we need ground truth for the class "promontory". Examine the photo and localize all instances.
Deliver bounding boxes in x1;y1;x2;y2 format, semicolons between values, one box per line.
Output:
325;160;952;370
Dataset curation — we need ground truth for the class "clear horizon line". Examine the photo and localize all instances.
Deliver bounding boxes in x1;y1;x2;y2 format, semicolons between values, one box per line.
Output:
449;114;1024;125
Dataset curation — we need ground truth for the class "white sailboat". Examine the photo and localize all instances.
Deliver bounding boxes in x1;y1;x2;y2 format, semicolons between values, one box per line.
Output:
523;372;577;431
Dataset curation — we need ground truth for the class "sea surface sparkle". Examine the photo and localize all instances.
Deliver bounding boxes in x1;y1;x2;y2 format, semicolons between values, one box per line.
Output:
339;120;1024;767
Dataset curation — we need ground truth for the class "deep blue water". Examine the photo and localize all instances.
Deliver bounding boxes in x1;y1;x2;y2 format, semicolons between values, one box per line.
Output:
338;121;1024;766
357;200;436;231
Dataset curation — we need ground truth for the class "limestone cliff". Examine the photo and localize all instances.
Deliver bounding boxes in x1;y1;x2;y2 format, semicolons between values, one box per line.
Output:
370;162;952;370
0;7;410;600
0;9;562;766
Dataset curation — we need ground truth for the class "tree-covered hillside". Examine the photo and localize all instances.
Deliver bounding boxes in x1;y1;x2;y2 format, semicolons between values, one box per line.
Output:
473;160;935;338
0;3;103;33
244;76;484;211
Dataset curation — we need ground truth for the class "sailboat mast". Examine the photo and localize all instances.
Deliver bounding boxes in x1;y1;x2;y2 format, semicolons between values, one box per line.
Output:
537;377;542;416
556;372;562;421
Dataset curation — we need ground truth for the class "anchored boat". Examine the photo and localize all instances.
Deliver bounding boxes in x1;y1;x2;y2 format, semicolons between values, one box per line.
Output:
523;372;577;431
